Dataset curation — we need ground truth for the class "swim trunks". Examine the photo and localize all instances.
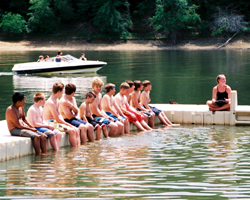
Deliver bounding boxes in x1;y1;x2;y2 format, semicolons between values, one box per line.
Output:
10;128;44;139
143;105;162;116
135;107;155;117
64;118;87;127
86;117;99;126
47;119;69;132
106;112;125;121
35;127;60;139
92;115;111;125
124;109;143;123
85;117;105;129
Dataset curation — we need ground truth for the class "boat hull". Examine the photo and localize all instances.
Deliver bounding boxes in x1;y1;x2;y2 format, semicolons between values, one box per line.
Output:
12;55;107;75
13;64;103;75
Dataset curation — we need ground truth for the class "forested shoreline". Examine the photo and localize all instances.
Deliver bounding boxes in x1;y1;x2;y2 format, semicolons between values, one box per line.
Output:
0;0;250;44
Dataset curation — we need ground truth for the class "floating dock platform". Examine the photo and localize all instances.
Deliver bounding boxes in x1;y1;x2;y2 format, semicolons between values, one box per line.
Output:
1;90;250;161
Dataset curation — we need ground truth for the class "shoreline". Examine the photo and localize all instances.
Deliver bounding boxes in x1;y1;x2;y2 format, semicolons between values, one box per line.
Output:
0;38;250;51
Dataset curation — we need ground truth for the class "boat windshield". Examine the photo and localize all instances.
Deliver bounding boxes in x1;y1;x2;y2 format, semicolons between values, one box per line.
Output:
50;55;79;62
61;55;78;61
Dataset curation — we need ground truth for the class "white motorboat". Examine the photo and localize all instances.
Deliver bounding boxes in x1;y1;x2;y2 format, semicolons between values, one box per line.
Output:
12;54;107;75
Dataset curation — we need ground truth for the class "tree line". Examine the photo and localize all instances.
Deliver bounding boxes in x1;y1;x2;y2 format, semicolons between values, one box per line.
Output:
0;0;249;43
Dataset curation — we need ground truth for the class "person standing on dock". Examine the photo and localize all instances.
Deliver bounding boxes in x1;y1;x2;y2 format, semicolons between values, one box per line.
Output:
206;74;231;111
5;92;47;154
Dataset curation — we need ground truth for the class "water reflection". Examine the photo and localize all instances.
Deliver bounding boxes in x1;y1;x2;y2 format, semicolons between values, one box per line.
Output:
12;74;107;109
1;125;250;199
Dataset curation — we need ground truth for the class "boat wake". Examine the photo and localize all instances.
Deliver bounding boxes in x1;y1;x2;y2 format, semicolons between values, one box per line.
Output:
0;72;13;76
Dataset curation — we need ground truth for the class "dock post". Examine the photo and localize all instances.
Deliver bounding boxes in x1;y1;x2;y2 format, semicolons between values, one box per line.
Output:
230;90;237;125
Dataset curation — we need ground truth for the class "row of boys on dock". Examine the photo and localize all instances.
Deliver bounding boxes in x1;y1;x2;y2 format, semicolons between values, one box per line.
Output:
6;78;176;154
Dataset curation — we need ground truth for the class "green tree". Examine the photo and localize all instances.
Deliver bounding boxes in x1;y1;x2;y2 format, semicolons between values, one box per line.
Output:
0;12;27;34
150;0;201;44
93;0;132;38
28;0;57;33
53;0;74;22
75;0;132;39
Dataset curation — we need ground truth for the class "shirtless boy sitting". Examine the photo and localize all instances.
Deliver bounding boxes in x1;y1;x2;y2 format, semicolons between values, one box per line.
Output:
125;80;134;105
80;91;109;140
59;83;95;144
131;80;155;128
43;82;80;147
90;78;123;137
27;93;62;151
6;92;47;154
102;83;129;134
206;74;231;111
114;82;153;131
141;80;179;127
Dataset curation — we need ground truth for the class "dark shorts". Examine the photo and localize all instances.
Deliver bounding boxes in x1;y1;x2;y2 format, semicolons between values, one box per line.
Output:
64;118;87;127
85;117;102;127
10;128;44;139
144;105;162;116
35;127;60;139
215;100;227;107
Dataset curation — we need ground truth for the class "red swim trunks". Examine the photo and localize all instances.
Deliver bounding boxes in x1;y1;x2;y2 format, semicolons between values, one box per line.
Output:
124;109;143;123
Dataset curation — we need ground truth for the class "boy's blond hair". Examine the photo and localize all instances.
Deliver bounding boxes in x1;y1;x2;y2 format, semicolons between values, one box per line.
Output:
33;93;45;103
92;78;104;89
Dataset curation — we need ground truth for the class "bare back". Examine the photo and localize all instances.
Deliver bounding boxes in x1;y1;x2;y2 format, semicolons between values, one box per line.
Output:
90;92;103;116
115;93;128;110
131;90;141;108
140;90;150;107
27;105;43;125
43;96;60;121
102;94;113;112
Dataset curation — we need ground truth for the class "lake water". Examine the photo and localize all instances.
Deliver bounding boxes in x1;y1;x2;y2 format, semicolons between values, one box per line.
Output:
1;125;250;199
1;50;250;120
1;50;250;199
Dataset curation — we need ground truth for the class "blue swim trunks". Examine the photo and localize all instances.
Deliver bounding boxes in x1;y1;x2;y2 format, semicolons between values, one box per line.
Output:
64;117;87;127
143;105;162;116
135;107;155;117
94;117;111;125
35;127;59;139
106;112;125;121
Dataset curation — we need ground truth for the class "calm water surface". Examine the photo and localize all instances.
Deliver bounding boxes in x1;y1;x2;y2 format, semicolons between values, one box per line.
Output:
1;125;250;199
1;50;250;119
1;50;250;199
